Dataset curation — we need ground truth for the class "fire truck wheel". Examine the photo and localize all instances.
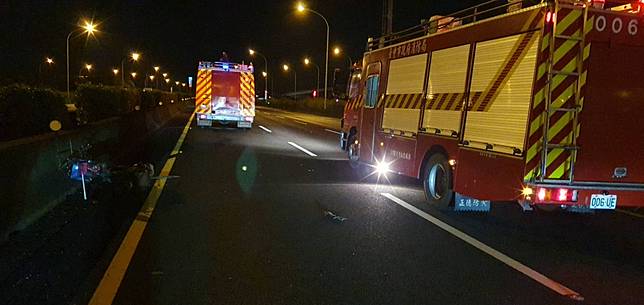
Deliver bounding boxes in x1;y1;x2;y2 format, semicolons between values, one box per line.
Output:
423;153;454;209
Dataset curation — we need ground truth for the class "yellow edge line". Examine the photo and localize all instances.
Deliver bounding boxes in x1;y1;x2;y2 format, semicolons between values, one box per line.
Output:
88;111;196;305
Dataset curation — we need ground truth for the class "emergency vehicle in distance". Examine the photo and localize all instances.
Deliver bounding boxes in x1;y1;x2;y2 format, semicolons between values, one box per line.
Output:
195;61;255;128
341;0;644;212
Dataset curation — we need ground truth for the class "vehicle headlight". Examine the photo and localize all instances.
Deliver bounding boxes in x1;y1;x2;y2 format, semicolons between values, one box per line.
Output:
375;160;390;175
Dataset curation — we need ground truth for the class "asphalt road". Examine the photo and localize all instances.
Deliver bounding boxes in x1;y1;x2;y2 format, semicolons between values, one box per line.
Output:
95;107;644;305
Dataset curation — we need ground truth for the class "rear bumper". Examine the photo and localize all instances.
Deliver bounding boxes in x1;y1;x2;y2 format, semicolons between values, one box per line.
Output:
196;113;254;128
525;181;644;207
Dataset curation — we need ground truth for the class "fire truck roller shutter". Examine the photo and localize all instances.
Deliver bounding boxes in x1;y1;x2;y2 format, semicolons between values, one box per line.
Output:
463;32;539;154
423;44;470;135
381;53;427;133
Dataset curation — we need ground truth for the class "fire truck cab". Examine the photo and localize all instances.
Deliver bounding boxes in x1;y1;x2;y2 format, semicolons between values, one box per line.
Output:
341;0;644;212
195;61;255;128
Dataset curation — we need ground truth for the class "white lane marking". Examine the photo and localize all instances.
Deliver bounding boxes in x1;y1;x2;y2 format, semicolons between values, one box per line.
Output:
293;119;308;125
380;193;584;301
287;141;318;157
616;209;644;219
325;129;341;135
258;125;272;133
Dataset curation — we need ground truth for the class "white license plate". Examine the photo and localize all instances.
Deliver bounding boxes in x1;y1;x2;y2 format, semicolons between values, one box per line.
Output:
589;194;617;210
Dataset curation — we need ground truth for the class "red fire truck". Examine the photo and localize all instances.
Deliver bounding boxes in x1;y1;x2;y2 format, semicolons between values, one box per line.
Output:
341;0;644;211
195;61;255;128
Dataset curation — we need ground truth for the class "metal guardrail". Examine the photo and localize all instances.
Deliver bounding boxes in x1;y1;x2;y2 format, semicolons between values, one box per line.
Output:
366;0;542;51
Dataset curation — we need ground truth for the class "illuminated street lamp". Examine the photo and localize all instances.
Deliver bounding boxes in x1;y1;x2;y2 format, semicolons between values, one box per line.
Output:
175;81;180;85
79;63;92;75
79;63;92;81
130;72;138;88
112;68;119;75
121;52;140;87
67;20;97;99
38;57;55;86
249;48;269;101
152;67;160;88
333;46;353;73
283;64;297;102
149;75;155;81
303;57;320;93
162;73;168;78
296;2;329;109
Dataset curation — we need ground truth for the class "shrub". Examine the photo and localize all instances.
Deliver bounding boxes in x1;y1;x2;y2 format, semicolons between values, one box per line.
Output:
75;84;140;122
0;85;69;141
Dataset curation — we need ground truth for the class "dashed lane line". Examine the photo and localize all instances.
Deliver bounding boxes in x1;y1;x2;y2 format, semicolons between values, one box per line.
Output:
287;141;318;157
258;125;272;133
325;129;341;135
380;192;584;302
88;112;195;305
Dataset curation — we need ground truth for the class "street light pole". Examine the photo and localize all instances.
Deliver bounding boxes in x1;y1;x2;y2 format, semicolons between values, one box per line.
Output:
249;49;269;101
66;30;75;100
283;64;297;102
121;52;140;87
298;4;329;109
120;58;126;86
304;58;320;92
66;21;96;101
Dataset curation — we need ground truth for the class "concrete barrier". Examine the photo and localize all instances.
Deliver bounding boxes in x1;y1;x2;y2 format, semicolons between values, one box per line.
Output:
0;103;183;242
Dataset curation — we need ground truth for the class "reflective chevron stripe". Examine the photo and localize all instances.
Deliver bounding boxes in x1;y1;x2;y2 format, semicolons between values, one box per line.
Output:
425;93;470;111
344;95;364;111
470;31;540;112
195;69;212;114
240;71;255;117
382;93;424;109
524;7;591;181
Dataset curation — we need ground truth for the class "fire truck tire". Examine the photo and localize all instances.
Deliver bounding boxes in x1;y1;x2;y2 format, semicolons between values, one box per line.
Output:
423;153;454;209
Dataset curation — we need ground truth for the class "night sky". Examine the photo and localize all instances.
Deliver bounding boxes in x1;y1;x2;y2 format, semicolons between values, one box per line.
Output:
0;0;484;94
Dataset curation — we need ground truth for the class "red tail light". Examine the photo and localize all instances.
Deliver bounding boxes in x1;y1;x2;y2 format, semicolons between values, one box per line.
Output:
535;187;577;203
537;188;547;201
557;188;568;201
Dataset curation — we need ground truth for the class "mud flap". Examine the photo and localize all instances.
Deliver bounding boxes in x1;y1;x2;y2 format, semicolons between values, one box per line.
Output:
454;193;491;212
